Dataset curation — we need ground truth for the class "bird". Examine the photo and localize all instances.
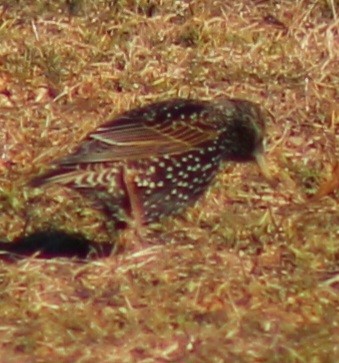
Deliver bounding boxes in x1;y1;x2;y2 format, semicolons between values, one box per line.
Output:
30;98;272;230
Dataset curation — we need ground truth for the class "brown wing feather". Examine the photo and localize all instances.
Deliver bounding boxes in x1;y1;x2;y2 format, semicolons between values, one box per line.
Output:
60;100;218;164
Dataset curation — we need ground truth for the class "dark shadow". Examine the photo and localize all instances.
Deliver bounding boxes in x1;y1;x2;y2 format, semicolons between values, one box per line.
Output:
0;230;115;261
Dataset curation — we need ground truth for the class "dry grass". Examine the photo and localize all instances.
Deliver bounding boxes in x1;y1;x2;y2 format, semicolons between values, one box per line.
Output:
0;0;338;362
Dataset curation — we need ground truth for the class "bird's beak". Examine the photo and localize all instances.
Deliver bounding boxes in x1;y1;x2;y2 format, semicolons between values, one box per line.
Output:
254;151;273;181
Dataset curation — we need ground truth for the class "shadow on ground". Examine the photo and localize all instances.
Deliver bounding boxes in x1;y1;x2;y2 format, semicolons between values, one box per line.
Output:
0;230;115;261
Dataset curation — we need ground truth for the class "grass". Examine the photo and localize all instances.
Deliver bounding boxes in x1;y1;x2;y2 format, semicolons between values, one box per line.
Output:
0;0;338;362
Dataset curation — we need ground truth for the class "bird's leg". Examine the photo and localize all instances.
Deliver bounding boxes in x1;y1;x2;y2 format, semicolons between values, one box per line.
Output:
122;166;148;246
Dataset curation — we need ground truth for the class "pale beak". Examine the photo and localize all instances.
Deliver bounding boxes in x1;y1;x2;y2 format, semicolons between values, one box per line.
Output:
254;151;273;181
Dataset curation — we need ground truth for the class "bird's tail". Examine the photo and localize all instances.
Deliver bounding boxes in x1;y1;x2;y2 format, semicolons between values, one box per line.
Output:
29;166;81;188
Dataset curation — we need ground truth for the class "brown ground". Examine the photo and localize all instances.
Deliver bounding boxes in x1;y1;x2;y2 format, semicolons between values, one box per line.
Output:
0;1;338;362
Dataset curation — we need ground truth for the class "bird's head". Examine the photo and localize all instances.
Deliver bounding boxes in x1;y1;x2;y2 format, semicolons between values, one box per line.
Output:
215;99;272;180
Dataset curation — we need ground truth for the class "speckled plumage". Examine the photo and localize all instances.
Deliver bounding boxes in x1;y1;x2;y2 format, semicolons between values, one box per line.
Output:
31;98;269;226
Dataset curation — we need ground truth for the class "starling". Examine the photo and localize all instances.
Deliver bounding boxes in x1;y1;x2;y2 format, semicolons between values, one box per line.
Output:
30;98;271;228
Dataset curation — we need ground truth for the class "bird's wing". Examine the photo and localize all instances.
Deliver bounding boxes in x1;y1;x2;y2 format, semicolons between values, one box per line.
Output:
60;100;218;164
